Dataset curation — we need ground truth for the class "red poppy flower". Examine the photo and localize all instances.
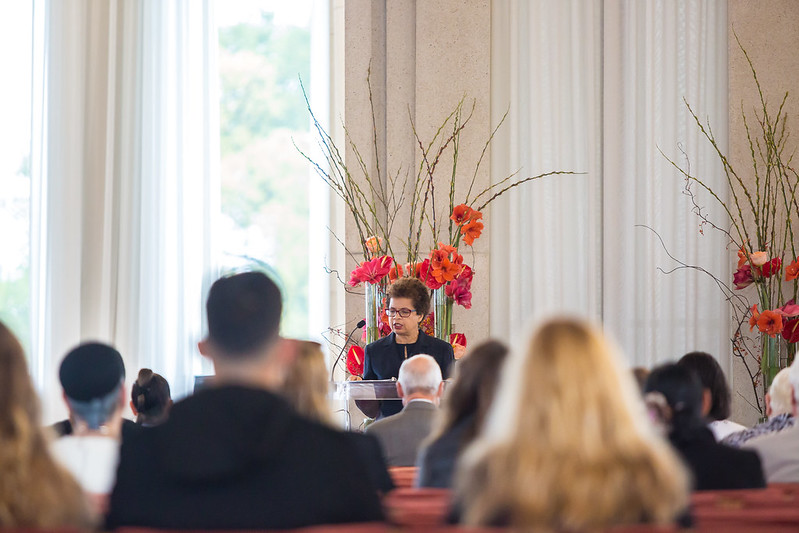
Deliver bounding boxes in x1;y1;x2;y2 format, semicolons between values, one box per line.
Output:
450;204;475;225
761;258;782;278
757;309;784;337
348;255;393;286
786;259;799;282
461;219;484;246
417;259;444;290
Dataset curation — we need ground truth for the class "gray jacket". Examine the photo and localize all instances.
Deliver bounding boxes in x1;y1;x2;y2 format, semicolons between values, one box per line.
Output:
366;400;438;467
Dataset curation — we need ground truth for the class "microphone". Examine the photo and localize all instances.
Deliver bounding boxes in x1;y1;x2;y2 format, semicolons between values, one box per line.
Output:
331;319;367;381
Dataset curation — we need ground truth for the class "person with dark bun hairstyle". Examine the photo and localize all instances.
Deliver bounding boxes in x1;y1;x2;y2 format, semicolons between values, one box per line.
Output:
107;271;383;530
130;369;172;426
361;276;455;419
644;363;765;490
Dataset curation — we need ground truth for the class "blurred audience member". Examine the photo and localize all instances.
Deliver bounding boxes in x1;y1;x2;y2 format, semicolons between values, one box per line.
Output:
645;363;765;490
677;352;746;440
278;339;394;493
744;358;799;482
130;368;172;426
107;272;383;529
723;366;794;447
632;366;650;393
416;339;508;488
366;354;444;466
52;342;127;512
455;318;689;530
0;321;92;528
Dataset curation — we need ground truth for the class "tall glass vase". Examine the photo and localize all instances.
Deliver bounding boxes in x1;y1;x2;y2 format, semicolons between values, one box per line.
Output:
364;283;382;344
761;334;784;393
433;288;453;342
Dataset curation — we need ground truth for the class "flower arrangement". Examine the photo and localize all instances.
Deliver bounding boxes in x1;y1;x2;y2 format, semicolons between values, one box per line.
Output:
660;38;799;415
298;70;573;378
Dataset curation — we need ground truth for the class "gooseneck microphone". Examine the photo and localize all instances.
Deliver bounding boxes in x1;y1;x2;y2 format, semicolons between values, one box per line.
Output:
330;319;367;381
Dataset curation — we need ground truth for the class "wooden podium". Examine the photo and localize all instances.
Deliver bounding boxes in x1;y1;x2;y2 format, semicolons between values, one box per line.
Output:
332;379;402;430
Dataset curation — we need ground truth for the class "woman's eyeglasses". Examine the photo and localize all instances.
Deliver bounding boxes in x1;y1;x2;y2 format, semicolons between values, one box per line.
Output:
386;308;415;318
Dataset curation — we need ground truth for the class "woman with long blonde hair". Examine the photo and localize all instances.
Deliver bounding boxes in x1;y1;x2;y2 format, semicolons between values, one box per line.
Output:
454;318;689;530
0;321;92;528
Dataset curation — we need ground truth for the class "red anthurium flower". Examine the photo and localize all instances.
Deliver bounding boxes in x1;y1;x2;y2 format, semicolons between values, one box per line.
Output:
761;258;782;278
786;259;799;282
749;304;760;332
348;255;393;286
757;309;784;337
777;299;799;318
450;333;467;347
346;345;365;376
783;319;799;343
461;219;484;246
450;204;475;225
733;265;754;290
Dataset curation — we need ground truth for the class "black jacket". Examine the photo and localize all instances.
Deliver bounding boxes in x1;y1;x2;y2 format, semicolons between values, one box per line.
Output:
670;426;766;491
106;385;384;530
363;331;454;418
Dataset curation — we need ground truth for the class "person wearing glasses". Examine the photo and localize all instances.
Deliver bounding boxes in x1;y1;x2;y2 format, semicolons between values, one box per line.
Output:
360;276;454;419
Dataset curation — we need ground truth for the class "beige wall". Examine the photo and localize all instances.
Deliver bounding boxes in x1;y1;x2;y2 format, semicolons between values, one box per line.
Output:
343;0;491;341
729;0;799;425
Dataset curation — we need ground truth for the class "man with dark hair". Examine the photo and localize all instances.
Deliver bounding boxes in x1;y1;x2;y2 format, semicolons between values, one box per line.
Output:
107;272;384;530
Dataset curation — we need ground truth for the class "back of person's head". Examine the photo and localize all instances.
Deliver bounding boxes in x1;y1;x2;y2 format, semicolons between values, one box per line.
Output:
206;271;282;357
632;366;650;393
455;317;688;530
429;339;508;444
677;351;730;420
767;367;794;418
59;342;125;430
398;354;442;396
131;369;172;426
278;340;333;426
644;363;705;440
0;321;91;527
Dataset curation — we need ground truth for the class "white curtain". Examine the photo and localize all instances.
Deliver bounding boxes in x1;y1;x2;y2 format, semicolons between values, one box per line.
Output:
31;0;219;422
490;0;730;371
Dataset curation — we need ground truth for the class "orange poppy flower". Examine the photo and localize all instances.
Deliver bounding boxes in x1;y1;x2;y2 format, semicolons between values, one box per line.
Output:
461;219;484;246
737;247;747;269
432;258;462;284
470;209;483;221
786;259;799;282
450;204;475;225
757;309;783;337
748;304;760;332
430;249;448;270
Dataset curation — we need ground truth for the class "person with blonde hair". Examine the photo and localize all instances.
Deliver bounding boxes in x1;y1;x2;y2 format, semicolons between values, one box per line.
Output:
0;320;92;528
277;339;394;493
454;317;690;530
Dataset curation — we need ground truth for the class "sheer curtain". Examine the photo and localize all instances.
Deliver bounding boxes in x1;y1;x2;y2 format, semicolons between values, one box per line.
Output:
490;0;730;370
30;0;218;422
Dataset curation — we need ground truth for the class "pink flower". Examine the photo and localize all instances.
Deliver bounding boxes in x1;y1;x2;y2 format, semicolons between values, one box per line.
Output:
733;265;754;290
445;279;472;309
750;251;768;266
348;255;393;286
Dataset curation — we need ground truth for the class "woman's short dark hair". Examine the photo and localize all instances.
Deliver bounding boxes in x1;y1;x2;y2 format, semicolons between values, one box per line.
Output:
131;368;172;426
387;277;431;316
677;351;731;420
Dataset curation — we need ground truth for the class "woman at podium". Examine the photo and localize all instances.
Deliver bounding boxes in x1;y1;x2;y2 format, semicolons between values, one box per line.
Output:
361;277;454;419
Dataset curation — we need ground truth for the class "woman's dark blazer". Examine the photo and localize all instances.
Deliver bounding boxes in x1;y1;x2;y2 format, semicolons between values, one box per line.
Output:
362;331;454;418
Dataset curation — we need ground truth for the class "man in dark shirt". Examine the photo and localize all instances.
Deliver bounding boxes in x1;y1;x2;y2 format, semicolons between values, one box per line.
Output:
106;272;384;530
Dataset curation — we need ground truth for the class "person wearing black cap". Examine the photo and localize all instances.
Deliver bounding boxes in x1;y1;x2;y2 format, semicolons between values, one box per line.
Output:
51;342;127;511
107;271;384;530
